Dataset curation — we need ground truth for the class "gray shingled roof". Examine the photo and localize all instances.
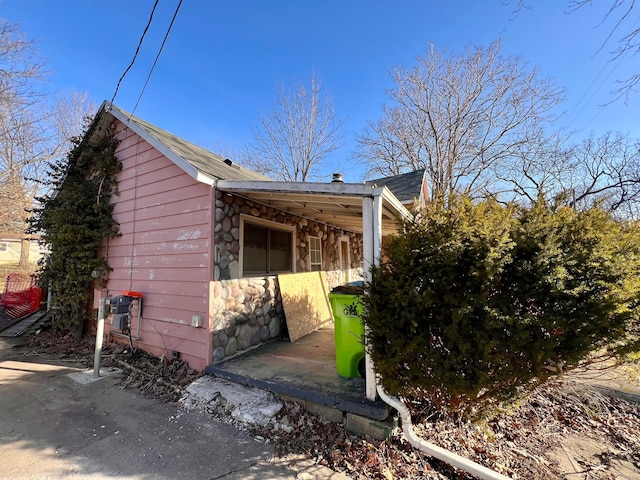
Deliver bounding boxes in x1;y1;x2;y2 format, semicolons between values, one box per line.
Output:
102;102;271;182
366;169;425;203
97;103;424;199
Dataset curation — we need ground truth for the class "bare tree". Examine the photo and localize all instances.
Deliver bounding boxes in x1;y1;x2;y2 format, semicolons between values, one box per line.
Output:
0;19;44;106
210;142;265;174
51;91;97;149
496;129;640;217
1;91;97;202
562;132;640;212
0;18;44;268
356;40;564;204
0;20;96;267
492;130;573;204
250;72;346;182
568;0;639;101
506;1;639;102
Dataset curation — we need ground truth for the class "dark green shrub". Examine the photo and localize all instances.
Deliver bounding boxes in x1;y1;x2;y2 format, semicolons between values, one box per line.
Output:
28;124;120;332
363;196;640;410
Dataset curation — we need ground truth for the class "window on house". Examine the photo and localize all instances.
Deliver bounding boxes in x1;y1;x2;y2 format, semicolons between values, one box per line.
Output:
241;219;294;276
0;242;8;252
309;236;322;271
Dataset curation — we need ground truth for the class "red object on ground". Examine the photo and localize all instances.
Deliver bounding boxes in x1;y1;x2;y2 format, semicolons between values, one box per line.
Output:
1;273;42;319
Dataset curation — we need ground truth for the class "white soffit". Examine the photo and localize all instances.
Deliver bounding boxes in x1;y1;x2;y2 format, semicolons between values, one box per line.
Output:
216;180;411;235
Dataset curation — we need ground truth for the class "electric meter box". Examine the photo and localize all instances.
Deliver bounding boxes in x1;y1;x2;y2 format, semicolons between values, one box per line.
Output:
111;313;129;330
108;295;132;314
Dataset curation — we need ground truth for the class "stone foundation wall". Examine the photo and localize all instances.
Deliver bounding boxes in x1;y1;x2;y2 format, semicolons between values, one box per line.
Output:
211;191;365;363
210;269;362;364
211;277;283;363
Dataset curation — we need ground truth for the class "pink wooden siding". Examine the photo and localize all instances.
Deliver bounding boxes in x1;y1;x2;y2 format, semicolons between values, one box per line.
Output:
98;123;213;370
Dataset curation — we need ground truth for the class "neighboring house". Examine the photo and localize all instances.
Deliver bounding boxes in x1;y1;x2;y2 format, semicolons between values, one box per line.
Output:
80;102;418;399
0;233;43;267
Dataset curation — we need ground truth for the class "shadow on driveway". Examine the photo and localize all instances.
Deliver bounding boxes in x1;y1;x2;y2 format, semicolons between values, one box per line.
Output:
0;337;310;480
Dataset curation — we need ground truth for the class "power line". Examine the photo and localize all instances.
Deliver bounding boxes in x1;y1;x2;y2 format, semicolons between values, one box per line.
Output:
561;10;640;132
130;0;184;118
110;0;160;107
561;53;623;131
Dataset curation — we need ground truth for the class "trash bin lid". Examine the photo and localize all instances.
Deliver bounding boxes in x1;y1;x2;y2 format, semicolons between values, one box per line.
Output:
330;284;364;295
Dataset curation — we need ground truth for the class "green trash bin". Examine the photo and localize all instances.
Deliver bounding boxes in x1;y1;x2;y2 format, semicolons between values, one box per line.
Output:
328;284;365;378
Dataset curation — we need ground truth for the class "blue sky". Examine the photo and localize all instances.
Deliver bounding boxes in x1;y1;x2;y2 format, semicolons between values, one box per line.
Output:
2;0;638;182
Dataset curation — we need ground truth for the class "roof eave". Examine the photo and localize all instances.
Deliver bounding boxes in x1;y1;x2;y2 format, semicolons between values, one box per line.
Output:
102;101;216;186
216;179;379;197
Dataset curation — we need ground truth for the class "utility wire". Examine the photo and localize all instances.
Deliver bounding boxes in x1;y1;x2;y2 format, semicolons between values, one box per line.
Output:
110;0;160;107
130;0;184;118
561;10;640;132
562;54;622;131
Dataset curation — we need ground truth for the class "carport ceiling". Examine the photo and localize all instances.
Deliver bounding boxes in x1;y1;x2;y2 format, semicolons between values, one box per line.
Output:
216;180;410;235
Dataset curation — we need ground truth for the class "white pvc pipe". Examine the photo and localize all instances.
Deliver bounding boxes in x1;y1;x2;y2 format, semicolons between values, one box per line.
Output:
93;297;106;379
376;382;512;480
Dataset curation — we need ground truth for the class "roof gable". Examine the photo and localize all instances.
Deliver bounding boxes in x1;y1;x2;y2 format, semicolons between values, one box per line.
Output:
94;102;271;185
366;169;427;204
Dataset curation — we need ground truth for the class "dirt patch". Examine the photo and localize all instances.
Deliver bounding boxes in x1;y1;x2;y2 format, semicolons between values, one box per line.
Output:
409;378;640;479
15;328;640;479
549;433;639;479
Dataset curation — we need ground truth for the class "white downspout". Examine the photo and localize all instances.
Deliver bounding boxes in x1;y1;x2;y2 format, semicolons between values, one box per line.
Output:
376;382;512;480
365;190;511;480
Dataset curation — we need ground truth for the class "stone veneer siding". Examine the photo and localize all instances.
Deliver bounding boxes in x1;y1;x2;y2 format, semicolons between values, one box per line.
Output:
211;190;364;363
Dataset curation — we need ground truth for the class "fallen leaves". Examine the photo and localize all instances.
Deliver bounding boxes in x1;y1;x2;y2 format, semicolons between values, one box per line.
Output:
21;328;640;480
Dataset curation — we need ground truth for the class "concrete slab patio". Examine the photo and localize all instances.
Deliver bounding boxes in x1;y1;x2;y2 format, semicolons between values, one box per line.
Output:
206;327;390;421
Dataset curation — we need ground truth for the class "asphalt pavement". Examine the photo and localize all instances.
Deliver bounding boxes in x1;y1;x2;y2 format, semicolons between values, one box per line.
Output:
0;336;348;480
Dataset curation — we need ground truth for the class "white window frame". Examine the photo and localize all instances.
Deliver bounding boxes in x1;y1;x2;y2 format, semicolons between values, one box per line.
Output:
308;235;322;271
0;242;8;253
239;214;296;277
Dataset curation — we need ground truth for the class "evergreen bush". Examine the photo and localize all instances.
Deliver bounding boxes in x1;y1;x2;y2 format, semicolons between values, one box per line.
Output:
362;196;640;411
28;124;120;332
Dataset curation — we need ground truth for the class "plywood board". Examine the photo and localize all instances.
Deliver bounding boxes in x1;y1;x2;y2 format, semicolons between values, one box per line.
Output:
278;271;333;342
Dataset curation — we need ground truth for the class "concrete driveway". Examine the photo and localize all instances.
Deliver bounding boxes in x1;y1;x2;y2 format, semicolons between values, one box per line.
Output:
0;337;346;480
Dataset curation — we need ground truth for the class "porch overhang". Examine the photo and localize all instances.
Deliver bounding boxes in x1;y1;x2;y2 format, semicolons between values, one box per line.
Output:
215;179;413;401
215;180;412;236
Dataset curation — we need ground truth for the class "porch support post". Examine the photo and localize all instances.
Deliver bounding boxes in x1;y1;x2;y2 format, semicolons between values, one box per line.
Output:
362;194;383;401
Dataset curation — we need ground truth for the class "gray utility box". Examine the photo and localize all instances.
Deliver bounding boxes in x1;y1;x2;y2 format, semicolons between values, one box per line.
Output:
107;295;134;330
108;295;133;314
111;313;129;330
